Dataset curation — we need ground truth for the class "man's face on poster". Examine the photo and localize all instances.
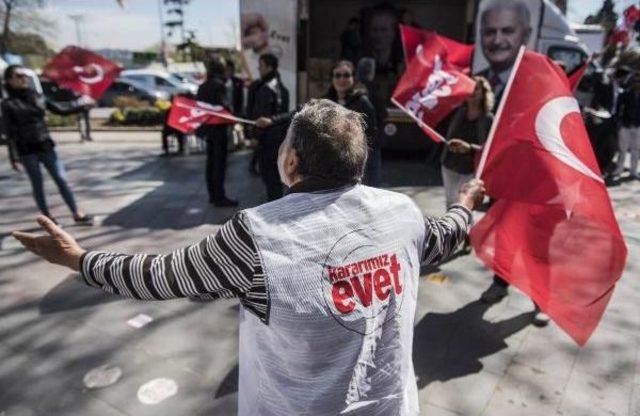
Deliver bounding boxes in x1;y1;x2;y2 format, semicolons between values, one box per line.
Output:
480;6;531;72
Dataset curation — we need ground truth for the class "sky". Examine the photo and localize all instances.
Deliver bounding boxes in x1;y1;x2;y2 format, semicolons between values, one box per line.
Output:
40;0;239;51
566;0;639;23
36;0;640;52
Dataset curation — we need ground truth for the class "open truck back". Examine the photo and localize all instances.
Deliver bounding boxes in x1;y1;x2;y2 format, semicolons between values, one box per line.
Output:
241;0;589;151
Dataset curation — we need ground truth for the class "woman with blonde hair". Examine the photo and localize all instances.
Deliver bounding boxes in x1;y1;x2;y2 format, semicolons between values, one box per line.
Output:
441;76;494;208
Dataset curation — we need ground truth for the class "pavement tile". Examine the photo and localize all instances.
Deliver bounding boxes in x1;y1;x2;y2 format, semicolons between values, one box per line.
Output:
422;369;502;416
557;370;632;416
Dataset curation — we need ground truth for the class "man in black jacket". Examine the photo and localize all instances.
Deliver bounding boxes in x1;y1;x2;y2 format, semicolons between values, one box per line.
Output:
246;53;290;201
197;57;238;207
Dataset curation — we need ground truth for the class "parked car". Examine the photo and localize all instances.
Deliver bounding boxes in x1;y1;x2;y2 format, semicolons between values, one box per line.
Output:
120;69;198;97
97;78;167;107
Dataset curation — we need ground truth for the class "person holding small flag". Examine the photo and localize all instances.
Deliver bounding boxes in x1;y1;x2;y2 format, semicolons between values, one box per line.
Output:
441;76;494;208
197;57;239;207
2;65;93;226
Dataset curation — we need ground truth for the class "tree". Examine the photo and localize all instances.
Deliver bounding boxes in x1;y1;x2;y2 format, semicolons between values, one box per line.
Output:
0;0;46;54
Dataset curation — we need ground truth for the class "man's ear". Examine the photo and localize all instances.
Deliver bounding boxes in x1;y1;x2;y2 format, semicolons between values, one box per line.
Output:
285;148;300;177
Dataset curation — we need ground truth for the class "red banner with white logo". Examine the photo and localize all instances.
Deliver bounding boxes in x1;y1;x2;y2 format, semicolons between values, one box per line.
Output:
472;50;628;346
392;31;476;143
167;96;236;134
42;46;121;100
400;25;473;72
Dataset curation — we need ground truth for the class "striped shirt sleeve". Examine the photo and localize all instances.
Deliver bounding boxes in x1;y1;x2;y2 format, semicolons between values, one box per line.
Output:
78;212;269;323
422;204;473;265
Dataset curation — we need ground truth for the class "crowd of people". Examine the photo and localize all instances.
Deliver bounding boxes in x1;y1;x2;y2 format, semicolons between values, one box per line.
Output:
4;2;638;415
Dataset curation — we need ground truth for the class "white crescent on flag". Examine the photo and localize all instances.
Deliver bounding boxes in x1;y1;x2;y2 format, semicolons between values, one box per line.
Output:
73;63;105;84
534;96;603;183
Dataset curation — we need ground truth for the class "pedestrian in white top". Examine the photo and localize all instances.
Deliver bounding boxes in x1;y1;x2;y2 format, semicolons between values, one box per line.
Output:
13;99;485;416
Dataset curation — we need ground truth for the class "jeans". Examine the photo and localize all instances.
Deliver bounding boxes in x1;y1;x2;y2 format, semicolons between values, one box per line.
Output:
614;126;640;176
21;148;78;216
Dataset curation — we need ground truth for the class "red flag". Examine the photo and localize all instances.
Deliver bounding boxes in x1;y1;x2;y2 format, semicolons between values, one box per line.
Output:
167;96;235;134
42;46;121;100
472;50;627;346
567;60;589;92
399;25;473;71
608;5;640;46
392;33;476;143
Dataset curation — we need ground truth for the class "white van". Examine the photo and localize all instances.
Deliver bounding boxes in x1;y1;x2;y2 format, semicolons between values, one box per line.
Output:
120;69;198;97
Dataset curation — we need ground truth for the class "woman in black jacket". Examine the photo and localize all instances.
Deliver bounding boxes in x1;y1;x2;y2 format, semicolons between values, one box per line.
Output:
325;60;380;186
2;65;92;225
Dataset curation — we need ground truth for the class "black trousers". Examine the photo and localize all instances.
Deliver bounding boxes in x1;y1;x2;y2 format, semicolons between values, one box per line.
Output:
205;128;229;202
259;139;283;201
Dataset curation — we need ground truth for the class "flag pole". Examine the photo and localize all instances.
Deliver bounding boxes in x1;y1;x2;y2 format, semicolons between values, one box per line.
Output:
475;45;526;179
208;111;256;125
390;97;447;143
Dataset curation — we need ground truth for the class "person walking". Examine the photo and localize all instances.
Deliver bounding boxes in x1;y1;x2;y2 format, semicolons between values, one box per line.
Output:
441;76;494;208
2;65;93;225
246;53;290;200
356;57;387;187
613;76;640;180
197;57;238;207
14;99;485;416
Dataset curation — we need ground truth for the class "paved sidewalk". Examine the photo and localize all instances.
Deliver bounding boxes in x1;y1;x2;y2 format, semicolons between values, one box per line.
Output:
0;132;638;415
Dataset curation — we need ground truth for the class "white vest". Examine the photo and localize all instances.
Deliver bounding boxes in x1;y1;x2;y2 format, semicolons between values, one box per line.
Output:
239;184;426;415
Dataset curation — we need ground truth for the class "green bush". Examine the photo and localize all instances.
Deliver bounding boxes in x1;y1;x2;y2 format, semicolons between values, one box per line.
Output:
47;112;77;127
109;107;167;126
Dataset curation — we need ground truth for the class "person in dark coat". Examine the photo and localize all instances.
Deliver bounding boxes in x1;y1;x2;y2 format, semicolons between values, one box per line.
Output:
1;65;93;225
326;60;379;186
246;53;290;201
356;57;387;186
196;57;238;207
225;60;245;115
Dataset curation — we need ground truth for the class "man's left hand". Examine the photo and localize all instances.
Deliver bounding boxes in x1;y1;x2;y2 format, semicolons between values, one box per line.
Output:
12;215;86;271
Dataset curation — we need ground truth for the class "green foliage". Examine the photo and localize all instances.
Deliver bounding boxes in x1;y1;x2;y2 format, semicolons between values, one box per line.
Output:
109;107;167;126
46;112;77;127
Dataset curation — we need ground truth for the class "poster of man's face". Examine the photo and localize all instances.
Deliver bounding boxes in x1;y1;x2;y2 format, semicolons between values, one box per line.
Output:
473;0;540;77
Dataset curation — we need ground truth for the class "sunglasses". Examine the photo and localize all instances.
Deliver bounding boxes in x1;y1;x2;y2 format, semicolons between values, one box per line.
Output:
333;72;353;79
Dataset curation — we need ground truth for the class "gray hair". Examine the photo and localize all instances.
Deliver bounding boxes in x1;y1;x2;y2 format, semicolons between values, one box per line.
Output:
356;57;376;83
481;0;531;30
287;99;368;182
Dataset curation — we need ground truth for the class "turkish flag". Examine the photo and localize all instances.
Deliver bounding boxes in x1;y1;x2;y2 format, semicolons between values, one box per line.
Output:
392;33;476;143
167;96;235;133
400;25;473;71
42;46;121;100
471;51;628;345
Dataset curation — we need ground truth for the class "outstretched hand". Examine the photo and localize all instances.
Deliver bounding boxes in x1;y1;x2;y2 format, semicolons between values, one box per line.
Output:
12;215;86;271
458;179;486;211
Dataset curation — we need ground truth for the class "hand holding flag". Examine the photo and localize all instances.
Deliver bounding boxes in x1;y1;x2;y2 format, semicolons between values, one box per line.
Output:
472;48;627;345
167;96;254;134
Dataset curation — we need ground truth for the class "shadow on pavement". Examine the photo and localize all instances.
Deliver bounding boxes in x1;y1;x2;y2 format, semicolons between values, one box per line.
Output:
213;300;535;398
413;300;535;388
39;274;119;314
101;151;264;230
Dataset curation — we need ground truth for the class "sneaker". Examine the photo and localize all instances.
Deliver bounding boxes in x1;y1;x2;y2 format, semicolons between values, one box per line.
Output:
74;215;94;226
480;282;508;304
211;198;239;208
